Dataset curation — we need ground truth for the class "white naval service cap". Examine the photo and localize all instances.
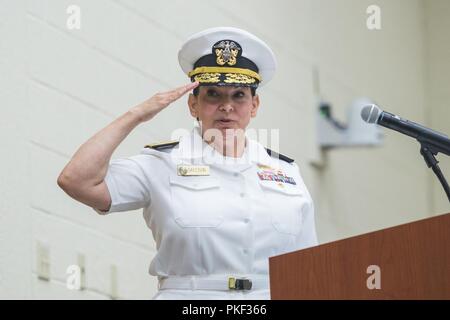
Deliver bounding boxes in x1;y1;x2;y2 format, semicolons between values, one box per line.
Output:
178;27;277;88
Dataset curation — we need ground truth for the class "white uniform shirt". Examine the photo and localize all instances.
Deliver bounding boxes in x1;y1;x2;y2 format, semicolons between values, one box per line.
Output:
96;126;318;298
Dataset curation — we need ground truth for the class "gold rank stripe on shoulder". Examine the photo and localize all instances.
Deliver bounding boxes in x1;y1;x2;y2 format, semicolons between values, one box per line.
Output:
144;140;179;150
265;148;294;163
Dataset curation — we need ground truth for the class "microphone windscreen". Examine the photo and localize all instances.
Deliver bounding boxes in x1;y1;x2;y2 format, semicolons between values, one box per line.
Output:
361;104;381;123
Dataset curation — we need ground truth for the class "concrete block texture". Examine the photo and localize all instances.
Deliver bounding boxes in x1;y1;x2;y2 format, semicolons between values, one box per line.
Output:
1;0;449;298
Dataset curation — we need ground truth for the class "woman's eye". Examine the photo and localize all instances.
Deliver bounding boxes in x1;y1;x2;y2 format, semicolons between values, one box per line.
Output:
207;90;219;97
234;92;245;98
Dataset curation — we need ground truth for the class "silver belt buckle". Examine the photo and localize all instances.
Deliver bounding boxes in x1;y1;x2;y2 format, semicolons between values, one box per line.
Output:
228;277;252;290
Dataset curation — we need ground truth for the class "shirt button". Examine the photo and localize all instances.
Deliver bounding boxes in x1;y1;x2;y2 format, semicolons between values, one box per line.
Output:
240;193;246;198
244;218;250;224
233;172;239;177
243;249;248;254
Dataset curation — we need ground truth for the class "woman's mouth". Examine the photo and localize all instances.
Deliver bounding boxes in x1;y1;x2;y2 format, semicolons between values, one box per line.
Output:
215;119;235;127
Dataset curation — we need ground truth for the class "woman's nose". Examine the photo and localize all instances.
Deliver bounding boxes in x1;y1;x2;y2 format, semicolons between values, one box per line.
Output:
219;103;233;113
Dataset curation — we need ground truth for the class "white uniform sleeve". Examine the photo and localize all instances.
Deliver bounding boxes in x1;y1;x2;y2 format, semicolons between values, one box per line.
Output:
291;162;318;249
296;200;318;249
93;157;151;214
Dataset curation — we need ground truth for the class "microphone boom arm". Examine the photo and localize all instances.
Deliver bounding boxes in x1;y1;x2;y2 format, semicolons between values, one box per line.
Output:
419;143;450;203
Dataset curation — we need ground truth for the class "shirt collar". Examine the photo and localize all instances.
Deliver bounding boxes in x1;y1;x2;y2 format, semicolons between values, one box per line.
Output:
174;126;274;168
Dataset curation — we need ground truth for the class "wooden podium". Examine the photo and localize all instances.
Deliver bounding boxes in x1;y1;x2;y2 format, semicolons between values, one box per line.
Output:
269;213;450;299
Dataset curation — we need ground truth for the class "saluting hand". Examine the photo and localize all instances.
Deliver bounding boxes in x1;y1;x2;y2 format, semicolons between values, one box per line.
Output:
131;81;199;123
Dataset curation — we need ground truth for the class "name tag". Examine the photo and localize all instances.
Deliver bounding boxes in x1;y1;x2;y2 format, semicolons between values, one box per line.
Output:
177;165;210;176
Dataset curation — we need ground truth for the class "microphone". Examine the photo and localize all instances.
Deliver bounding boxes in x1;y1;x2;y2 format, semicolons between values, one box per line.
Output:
361;104;450;156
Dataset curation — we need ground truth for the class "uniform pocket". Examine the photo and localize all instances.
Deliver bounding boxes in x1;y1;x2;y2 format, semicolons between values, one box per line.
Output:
259;181;305;235
169;175;224;228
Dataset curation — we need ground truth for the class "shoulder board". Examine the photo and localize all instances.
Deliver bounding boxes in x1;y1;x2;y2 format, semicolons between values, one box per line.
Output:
265;148;295;163
144;140;179;150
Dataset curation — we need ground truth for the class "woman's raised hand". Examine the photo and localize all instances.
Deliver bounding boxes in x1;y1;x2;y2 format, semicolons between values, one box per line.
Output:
131;81;199;123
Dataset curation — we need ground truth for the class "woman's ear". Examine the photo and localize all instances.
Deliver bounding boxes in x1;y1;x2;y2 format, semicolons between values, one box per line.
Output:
188;93;198;118
251;94;260;118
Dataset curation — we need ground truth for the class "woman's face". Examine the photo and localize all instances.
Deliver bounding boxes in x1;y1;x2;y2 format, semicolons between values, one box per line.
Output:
188;85;260;138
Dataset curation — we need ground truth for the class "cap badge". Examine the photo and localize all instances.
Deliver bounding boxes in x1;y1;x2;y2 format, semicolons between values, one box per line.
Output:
213;40;241;66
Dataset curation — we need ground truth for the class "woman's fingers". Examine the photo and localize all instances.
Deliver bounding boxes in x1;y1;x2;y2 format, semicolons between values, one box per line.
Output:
133;82;200;123
166;81;199;102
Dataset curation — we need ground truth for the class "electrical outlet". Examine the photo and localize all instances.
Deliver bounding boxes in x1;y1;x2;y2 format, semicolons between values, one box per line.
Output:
110;264;118;300
77;253;86;290
36;241;50;281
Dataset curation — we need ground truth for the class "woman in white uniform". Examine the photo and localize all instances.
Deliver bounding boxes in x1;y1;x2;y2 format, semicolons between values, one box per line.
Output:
57;27;318;300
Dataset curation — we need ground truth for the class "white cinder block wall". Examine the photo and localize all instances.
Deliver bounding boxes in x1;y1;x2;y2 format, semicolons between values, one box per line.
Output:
1;0;449;299
424;0;450;215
